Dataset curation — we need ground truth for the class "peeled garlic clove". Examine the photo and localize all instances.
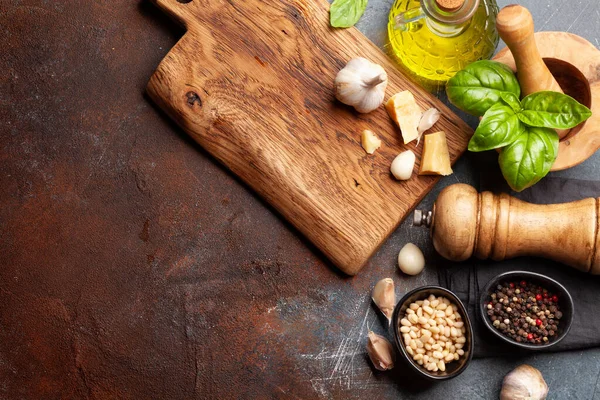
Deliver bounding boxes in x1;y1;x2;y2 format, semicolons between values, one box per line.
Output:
372;278;395;322
366;331;395;371
334;57;388;114
500;364;548;400
390;150;415;181
398;243;425;275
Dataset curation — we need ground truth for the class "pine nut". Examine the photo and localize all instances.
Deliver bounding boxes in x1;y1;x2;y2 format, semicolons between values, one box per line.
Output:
438;360;446;372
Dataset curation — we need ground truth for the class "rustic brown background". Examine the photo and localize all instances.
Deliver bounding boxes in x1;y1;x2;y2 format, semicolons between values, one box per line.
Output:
3;0;600;399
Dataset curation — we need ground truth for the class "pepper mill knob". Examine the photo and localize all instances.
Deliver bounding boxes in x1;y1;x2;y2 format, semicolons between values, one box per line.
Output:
422;183;600;274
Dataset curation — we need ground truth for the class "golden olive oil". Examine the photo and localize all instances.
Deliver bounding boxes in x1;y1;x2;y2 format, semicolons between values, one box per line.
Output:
388;0;499;88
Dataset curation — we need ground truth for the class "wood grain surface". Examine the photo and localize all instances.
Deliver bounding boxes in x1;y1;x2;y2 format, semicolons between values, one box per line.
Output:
146;0;472;275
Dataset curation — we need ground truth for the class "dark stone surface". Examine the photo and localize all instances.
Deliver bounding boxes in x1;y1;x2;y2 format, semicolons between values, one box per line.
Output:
1;0;600;399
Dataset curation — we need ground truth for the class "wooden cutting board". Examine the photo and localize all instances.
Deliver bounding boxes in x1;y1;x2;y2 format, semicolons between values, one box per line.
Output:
147;0;472;275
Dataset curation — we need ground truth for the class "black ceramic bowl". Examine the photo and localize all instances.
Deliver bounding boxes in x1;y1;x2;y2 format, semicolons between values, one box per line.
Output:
479;271;574;350
392;286;474;381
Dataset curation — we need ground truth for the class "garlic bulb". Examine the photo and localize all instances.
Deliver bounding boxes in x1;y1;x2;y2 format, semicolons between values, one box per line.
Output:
417;108;441;144
372;278;395;323
366;331;395;371
500;364;548;400
334;58;388;113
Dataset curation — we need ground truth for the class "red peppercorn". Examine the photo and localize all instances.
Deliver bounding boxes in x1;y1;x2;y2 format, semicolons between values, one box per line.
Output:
543;292;548;298
527;333;533;340
552;295;558;302
535;294;542;301
520;281;527;287
509;282;515;288
536;319;542;326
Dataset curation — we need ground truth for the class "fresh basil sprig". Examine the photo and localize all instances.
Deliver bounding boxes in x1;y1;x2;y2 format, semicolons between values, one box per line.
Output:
499;127;559;192
446;61;521;116
519;91;592;129
468;103;524;152
500;92;522;113
446;60;592;192
330;0;368;28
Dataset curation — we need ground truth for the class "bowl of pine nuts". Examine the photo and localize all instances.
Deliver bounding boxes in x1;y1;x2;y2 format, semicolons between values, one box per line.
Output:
392;286;474;380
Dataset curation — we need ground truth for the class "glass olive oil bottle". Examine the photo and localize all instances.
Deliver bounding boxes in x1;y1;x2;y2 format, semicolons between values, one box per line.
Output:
388;0;499;88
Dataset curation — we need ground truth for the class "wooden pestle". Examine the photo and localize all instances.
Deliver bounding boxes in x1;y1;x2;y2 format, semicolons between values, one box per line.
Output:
496;5;563;96
415;184;600;274
496;5;568;138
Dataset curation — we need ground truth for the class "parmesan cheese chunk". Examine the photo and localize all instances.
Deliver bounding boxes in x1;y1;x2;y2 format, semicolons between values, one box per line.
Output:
419;131;453;176
361;129;382;154
385;91;423;144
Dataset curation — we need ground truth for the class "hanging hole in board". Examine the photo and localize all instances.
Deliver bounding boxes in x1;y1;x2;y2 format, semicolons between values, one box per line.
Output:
177;0;192;3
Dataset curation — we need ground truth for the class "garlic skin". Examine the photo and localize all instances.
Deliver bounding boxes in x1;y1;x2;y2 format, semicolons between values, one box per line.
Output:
372;278;395;323
398;243;425;275
390;150;415;181
500;364;548;400
366;331;395;371
334;58;388;113
417;108;441;144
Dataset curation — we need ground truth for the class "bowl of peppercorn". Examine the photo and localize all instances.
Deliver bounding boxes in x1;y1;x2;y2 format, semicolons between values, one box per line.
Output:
480;271;574;350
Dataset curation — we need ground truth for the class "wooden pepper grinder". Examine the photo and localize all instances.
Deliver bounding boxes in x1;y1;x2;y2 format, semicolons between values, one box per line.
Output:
414;184;600;274
496;5;568;138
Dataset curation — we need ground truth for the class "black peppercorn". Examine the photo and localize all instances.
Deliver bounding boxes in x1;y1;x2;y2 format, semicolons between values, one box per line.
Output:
485;280;562;345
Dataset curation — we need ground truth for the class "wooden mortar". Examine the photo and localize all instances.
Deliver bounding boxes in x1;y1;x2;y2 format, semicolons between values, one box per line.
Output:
414;184;600;274
493;4;600;171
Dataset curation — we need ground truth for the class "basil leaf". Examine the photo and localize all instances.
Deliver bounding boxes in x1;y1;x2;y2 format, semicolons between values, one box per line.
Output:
446;61;521;116
469;103;525;152
518;91;592;129
330;0;368;28
499;126;559;192
500;92;522;113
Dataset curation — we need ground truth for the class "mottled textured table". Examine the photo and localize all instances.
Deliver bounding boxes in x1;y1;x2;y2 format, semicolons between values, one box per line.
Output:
1;0;600;399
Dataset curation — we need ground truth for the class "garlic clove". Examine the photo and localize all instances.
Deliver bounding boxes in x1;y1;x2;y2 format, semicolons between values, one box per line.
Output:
417;108;441;144
390;150;416;181
366;331;395;371
500;364;548;400
398;243;425;276
372;278;395;322
334;57;388;114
